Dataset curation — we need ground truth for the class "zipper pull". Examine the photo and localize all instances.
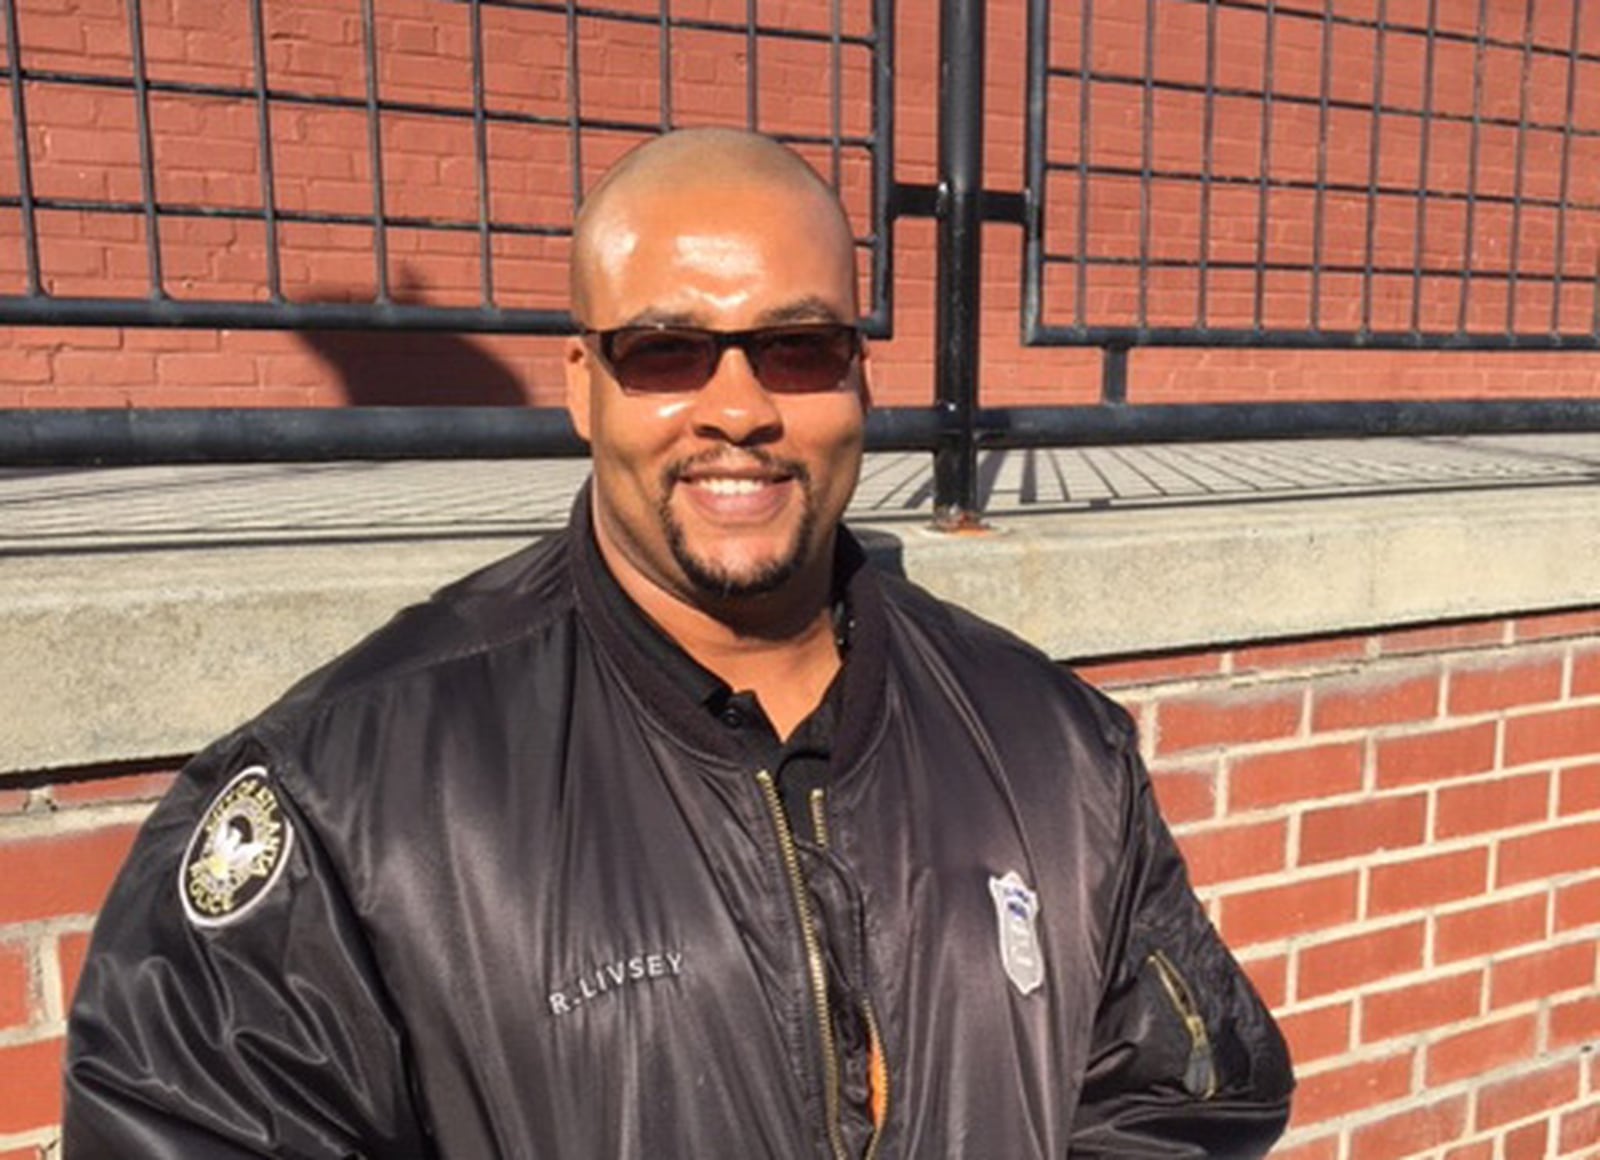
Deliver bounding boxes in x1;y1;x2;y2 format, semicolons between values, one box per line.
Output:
1147;950;1219;1100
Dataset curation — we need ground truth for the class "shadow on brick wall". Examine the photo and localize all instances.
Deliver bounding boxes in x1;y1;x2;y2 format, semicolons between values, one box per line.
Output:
297;268;530;407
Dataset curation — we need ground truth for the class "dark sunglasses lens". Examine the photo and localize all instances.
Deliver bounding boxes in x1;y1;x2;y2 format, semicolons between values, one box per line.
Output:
749;327;857;393
607;330;717;393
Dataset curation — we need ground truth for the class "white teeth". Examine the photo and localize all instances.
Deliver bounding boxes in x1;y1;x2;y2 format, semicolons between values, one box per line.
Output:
695;477;767;496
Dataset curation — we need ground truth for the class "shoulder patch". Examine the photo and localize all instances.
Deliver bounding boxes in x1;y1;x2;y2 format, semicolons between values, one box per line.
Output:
179;765;295;928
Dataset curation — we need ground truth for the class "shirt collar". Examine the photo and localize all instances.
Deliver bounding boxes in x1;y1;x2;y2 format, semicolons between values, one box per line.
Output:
585;515;855;723
588;538;729;712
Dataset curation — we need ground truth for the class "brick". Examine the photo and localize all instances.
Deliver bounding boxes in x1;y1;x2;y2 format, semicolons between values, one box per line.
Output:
1426;1014;1539;1086
1549;993;1600;1050
1489;942;1597;1009
1227;741;1364;810
1290;1050;1414;1127
1297;922;1427;1000
1311;670;1439;732
1378;620;1505;656
1374;723;1498;789
0;789;28;814
1360;970;1482;1044
1436;772;1551;839
0;826;140;925
1436;894;1550;963
0;942;30;1029
1448;655;1566;716
1368;847;1490;916
1277;1001;1351;1065
1218;873;1360;948
1556;877;1600;932
1512;608;1600;642
1441;1144;1492;1160
50;771;176;808
1072;651;1223;689
58;929;92;1011
1504;704;1600;770
1559;762;1600;817
1299;794;1427;865
1475;1061;1581;1131
1147;765;1217;825
1174;818;1286;888
1231;636;1367;674
0;1036;65;1135
1153;687;1303;755
1503;1120;1547;1160
1349;1095;1469;1160
1574;647;1600;698
1498;820;1600;887
1558;1102;1600;1155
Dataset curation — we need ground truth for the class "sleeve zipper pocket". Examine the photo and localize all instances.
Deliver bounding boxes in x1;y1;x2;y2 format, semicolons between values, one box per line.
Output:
1147;949;1219;1100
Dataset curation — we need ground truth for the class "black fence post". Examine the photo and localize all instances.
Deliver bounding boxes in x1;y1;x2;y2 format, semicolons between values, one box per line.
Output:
932;0;986;528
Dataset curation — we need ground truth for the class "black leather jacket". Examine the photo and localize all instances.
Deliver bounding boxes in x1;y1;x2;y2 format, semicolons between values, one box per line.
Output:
66;495;1293;1158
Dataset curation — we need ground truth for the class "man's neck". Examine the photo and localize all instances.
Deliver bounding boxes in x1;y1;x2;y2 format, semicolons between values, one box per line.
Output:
595;537;843;741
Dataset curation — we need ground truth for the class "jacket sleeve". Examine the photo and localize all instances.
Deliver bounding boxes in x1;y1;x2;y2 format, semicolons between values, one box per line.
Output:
1068;739;1294;1158
64;735;434;1159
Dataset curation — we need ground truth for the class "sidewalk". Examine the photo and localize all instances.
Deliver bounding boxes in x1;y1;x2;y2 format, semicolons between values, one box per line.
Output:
5;434;1599;553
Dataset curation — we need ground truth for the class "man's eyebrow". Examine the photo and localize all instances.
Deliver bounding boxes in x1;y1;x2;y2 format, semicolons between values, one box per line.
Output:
755;297;850;326
616;308;703;329
612;297;853;331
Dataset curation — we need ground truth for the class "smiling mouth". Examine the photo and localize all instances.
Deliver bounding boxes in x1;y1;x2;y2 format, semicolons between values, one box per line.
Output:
670;452;807;494
693;477;774;496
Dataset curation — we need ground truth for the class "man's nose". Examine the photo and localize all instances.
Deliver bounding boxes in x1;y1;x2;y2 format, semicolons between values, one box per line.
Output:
687;347;783;444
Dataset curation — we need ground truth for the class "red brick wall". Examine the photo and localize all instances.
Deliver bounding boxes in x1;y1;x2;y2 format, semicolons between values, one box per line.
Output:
3;610;1598;1154
4;0;1599;409
1074;608;1600;1158
0;769;174;1156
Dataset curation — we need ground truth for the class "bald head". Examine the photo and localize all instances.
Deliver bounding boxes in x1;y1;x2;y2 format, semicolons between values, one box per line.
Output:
570;128;856;321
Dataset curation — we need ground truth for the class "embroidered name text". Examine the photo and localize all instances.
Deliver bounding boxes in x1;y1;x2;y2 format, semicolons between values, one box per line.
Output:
548;951;685;1016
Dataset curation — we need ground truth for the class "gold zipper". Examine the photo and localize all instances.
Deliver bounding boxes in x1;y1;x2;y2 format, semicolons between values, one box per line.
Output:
808;786;891;1159
1147;949;1219;1100
757;770;847;1160
809;787;832;851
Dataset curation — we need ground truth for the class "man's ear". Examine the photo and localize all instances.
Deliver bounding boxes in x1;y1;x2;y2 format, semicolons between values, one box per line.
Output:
564;335;593;443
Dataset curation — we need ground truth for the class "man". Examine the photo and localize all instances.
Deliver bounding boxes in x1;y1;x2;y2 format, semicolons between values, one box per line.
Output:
66;128;1292;1157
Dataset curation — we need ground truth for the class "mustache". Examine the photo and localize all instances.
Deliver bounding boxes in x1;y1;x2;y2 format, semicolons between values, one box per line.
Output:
662;449;812;489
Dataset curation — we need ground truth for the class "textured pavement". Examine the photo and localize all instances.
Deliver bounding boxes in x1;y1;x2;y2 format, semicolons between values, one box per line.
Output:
4;434;1599;554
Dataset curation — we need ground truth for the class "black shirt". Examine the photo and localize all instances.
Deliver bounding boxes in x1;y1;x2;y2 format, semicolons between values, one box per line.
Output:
588;546;847;844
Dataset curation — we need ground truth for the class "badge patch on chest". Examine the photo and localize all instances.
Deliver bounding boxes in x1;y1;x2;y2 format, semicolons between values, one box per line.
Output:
180;765;294;928
989;871;1044;996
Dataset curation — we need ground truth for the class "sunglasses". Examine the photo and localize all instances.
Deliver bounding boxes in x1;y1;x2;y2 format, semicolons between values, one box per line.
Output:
581;322;861;396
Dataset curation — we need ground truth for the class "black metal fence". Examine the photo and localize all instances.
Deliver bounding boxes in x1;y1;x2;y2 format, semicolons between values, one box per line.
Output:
4;0;1600;523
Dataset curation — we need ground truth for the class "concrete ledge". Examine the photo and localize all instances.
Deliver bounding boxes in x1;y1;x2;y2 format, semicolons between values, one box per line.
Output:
5;471;1598;774
899;483;1600;658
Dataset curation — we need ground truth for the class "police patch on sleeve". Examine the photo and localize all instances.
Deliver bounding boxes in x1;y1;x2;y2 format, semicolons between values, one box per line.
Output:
179;765;294;928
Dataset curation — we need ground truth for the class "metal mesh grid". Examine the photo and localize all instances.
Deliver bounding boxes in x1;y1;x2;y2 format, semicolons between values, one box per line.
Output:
0;0;891;330
1026;0;1600;348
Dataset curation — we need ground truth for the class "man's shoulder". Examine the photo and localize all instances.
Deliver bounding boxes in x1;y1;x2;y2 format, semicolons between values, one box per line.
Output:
873;565;1135;750
267;528;579;722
